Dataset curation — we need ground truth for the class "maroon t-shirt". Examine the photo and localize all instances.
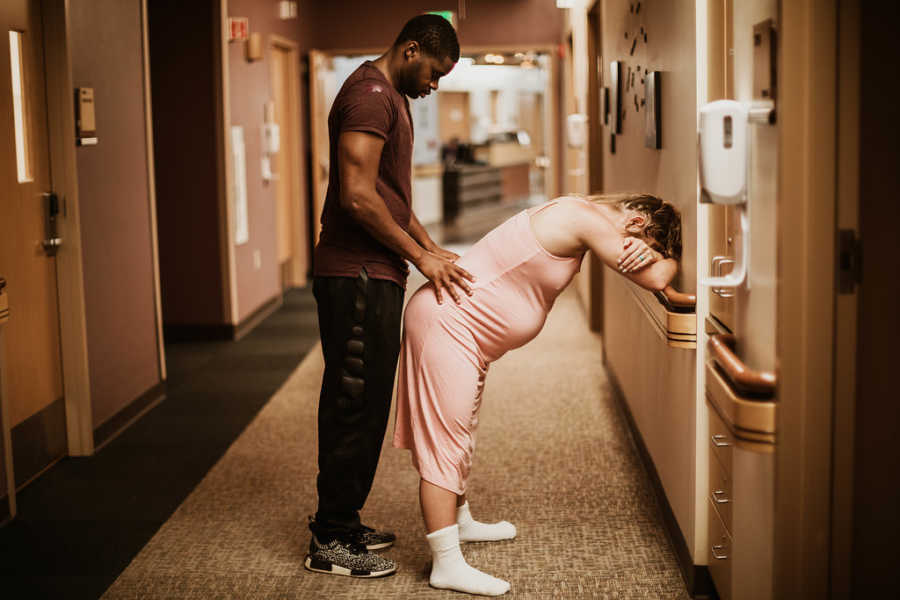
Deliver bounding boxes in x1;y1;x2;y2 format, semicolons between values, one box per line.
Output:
314;61;413;288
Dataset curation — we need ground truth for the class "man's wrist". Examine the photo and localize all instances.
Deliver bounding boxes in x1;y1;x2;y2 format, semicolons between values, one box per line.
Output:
409;246;427;267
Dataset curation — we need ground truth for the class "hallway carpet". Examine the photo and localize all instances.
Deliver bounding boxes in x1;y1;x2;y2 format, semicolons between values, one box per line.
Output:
102;279;690;599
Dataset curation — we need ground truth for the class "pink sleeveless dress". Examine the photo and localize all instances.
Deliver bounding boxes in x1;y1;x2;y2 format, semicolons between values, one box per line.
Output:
392;200;584;494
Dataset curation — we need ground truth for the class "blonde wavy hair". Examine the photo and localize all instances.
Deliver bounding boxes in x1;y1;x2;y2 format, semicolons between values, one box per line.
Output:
584;193;682;261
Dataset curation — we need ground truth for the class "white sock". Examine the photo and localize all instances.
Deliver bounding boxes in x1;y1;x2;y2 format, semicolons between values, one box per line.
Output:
427;524;510;596
457;502;517;543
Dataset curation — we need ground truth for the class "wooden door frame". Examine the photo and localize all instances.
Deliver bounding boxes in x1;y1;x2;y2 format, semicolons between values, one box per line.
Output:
141;0;166;381
215;0;238;324
269;34;308;288
43;0;93;456
307;43;560;225
775;0;840;597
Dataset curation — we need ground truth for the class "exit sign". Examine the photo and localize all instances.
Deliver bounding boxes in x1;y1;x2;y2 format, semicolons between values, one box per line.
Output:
227;17;248;42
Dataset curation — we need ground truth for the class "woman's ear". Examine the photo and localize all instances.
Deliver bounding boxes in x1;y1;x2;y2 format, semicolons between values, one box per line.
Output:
625;214;646;234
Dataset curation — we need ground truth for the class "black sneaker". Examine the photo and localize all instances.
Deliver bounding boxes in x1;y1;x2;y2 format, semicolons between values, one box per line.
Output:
304;534;397;578
355;524;396;551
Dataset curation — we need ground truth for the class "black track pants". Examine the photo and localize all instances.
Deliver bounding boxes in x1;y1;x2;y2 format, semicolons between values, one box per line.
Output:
311;268;403;541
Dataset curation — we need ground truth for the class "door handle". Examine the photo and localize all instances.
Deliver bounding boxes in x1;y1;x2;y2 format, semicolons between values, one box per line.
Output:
710;256;735;297
712;489;731;504
42;193;62;256
711;544;729;560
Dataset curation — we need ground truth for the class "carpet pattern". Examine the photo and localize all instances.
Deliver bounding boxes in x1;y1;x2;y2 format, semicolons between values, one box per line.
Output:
102;278;690;599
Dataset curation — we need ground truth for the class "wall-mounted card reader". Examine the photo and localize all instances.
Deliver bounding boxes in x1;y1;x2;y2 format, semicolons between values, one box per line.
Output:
75;87;97;146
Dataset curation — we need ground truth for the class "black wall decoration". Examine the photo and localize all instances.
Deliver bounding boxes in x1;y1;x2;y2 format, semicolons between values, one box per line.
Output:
606;2;661;152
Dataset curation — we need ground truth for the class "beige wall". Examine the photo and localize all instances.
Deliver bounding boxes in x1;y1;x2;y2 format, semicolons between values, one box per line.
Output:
69;0;162;427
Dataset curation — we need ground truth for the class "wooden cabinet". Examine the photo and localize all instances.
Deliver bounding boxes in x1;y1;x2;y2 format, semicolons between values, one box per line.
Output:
705;337;776;600
442;165;503;223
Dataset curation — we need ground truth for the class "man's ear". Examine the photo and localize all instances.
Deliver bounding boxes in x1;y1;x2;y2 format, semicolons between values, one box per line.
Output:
404;41;420;60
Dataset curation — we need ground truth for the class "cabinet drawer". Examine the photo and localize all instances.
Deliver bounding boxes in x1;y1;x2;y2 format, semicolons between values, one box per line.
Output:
708;399;733;477
709;449;733;534
708;497;733;600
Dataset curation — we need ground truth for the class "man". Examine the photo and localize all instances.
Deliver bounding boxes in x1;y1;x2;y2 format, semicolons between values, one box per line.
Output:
304;14;474;578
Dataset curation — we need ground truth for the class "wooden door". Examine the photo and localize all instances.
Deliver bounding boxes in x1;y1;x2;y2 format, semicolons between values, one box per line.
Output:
0;0;66;459
269;40;307;287
308;50;332;245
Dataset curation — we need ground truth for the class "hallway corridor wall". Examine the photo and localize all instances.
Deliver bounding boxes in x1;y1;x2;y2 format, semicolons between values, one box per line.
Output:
565;0;704;589
599;0;699;555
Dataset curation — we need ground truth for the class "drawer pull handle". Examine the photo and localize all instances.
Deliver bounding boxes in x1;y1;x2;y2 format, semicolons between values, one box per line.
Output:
711;434;731;447
711;544;729;560
713;489;731;504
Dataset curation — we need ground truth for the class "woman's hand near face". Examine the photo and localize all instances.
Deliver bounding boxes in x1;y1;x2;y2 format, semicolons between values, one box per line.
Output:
617;237;659;273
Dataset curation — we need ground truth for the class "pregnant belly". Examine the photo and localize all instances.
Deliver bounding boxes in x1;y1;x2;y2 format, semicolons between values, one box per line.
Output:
461;291;548;360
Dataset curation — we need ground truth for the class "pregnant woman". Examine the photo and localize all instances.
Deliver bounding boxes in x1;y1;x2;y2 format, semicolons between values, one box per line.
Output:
393;193;682;596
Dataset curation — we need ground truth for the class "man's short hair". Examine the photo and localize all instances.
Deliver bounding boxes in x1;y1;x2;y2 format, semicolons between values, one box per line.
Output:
394;14;460;63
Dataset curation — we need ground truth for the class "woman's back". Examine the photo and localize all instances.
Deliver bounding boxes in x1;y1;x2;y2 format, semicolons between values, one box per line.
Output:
407;200;584;362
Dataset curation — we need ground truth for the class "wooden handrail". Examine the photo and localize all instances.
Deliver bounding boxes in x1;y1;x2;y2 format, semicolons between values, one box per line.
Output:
653;285;696;313
708;334;776;396
662;285;696;308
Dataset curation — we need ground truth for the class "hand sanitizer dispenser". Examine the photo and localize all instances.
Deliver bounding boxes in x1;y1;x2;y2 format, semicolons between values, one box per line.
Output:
699;100;751;289
699;100;748;204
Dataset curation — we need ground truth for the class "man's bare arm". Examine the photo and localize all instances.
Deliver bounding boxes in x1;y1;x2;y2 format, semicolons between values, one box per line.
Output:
338;131;473;302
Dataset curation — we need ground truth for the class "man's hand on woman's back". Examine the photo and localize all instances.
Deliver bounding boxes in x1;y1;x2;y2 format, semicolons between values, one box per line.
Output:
415;252;475;305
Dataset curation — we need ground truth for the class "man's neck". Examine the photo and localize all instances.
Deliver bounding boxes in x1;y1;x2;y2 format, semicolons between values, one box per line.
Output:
372;48;400;91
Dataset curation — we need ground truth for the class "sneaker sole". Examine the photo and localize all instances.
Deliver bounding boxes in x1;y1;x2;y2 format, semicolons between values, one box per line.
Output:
365;540;394;551
304;555;397;578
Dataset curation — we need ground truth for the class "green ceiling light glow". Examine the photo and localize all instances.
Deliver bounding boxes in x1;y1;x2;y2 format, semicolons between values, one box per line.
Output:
427;11;455;26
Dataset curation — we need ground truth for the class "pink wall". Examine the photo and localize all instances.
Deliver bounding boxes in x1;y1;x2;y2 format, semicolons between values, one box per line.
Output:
69;0;162;426
227;0;309;321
